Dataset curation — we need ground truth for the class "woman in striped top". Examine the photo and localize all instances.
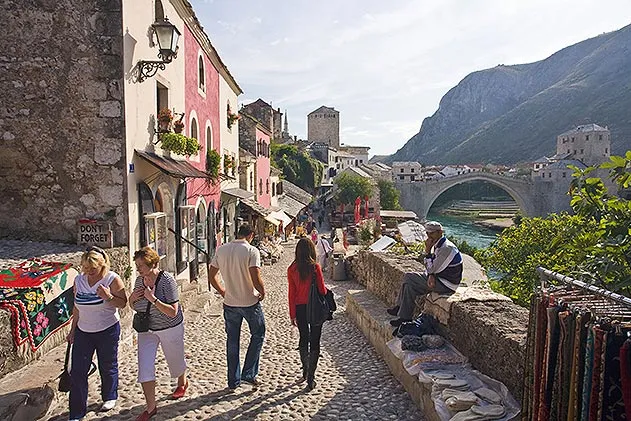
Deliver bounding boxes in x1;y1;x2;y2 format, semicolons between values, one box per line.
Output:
130;247;188;421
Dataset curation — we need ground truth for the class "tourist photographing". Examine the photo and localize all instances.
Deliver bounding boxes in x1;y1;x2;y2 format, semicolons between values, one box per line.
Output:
130;246;188;421
68;246;127;421
208;223;267;390
287;238;329;390
388;221;463;326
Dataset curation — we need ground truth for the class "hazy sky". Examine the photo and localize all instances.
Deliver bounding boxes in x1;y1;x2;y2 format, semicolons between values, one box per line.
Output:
190;0;630;157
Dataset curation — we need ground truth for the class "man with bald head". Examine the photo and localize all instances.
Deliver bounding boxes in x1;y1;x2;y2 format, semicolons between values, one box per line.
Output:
388;221;463;327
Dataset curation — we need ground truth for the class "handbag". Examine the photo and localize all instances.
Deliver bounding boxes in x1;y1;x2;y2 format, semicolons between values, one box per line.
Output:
307;268;331;326
58;341;98;392
133;272;162;333
58;341;72;392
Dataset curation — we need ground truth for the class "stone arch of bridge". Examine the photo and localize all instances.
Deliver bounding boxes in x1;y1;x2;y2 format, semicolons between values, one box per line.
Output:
421;174;533;218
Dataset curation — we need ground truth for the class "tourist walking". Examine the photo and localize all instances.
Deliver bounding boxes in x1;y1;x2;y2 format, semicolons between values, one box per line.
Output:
208;224;266;390
287;238;328;390
130;247;188;421
68;246;127;421
314;234;333;273
310;227;318;243
388;221;463;326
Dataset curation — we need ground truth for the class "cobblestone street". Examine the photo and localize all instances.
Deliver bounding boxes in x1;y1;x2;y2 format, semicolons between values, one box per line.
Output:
45;240;423;420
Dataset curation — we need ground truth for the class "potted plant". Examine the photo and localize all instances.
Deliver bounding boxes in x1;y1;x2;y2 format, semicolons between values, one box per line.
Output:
227;110;240;129
173;119;185;134
160;133;201;156
157;108;173;132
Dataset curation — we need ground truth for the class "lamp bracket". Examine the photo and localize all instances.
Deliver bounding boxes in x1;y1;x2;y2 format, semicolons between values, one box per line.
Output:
137;60;166;83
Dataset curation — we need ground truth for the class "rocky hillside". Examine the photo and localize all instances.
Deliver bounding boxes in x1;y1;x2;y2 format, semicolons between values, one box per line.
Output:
390;24;631;165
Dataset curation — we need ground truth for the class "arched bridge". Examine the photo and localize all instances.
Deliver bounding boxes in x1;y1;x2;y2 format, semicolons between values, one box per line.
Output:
396;172;541;219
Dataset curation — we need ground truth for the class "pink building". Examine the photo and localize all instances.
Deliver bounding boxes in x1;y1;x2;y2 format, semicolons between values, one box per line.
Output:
182;25;222;275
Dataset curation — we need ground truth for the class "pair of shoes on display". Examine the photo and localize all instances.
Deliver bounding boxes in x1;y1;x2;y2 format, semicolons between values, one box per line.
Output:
386;306;400;316
172;380;189;399
389;318;411;327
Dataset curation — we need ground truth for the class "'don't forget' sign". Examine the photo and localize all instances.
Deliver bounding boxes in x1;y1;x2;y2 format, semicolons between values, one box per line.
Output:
78;221;113;248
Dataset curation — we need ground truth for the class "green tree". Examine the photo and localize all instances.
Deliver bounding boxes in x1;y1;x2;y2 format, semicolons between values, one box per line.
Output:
378;179;402;210
334;172;374;205
568;152;631;293
475;214;598;306
271;144;323;192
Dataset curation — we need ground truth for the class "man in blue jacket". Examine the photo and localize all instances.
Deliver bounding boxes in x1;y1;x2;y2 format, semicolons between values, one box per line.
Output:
388;221;463;327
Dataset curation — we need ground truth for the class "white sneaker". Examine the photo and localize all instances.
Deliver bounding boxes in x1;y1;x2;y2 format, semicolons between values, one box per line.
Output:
101;399;117;411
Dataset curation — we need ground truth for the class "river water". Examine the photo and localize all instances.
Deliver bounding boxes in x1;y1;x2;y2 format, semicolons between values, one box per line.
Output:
427;213;500;249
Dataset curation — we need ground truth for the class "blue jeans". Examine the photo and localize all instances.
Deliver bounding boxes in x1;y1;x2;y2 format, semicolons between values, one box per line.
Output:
224;302;266;388
69;322;120;419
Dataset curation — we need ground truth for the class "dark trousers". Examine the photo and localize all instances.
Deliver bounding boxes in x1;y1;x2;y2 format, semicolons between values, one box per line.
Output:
224;302;266;388
295;304;323;356
69;322;120;419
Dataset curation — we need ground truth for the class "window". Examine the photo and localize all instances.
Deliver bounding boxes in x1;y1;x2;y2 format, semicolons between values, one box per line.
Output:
586;135;589;141
411;168;415;173
605;148;608;154
571;137;574;143
259;179;263;193
573;150;576;154
206;126;212;149
400;168;404;173
541;172;545;178
198;56;205;92
272;183;276;196
411;175;415;181
249;172;253;191
399;175;404;180
190;118;198;139
563;172;567;178
580;149;584;154
156;82;168;116
266;179;270;194
599;135;603;140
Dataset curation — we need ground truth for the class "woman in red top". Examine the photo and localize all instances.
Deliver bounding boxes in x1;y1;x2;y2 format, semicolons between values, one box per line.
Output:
288;238;328;390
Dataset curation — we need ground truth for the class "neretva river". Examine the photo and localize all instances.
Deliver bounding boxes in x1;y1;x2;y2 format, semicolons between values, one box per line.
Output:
427;213;500;249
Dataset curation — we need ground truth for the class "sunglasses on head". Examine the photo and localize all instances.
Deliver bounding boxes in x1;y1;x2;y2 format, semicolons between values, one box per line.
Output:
86;246;107;259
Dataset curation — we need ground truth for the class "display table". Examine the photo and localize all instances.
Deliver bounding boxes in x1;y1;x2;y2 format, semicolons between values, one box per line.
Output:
0;259;77;352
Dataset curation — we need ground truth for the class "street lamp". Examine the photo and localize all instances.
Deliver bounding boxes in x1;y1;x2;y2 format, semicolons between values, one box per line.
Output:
137;18;181;82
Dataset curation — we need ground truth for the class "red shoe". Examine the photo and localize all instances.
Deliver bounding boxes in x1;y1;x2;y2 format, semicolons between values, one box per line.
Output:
172;380;189;399
135;407;157;421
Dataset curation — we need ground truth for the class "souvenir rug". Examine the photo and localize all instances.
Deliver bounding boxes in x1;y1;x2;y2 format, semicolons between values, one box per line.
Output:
0;259;76;352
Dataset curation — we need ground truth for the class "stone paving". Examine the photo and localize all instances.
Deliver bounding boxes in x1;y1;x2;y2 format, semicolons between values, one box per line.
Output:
45;238;424;420
0;240;85;269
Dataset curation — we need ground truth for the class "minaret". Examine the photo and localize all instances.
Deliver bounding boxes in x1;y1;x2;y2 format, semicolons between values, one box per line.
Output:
283;109;289;133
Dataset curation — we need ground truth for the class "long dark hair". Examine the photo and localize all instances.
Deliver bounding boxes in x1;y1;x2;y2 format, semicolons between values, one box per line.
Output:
295;238;317;281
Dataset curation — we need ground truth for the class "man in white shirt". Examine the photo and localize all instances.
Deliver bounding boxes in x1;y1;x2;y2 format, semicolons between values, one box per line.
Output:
315;234;333;273
208;224;266;389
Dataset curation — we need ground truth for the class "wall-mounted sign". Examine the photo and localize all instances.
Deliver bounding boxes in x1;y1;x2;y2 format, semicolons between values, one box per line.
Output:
78;220;113;248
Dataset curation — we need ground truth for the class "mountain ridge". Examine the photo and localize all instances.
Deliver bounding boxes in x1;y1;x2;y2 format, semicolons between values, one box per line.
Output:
389;24;631;165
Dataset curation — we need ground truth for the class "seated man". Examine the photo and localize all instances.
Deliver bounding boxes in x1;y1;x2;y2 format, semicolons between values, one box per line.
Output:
387;221;463;327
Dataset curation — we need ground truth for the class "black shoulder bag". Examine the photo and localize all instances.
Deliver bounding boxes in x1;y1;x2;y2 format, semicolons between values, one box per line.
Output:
58;342;97;392
133;271;162;333
307;267;333;326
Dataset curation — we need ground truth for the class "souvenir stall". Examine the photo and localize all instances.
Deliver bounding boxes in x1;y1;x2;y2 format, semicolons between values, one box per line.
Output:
522;267;631;421
0;259;78;358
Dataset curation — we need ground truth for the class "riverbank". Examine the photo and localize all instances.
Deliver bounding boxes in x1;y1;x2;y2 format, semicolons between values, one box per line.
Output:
472;218;514;231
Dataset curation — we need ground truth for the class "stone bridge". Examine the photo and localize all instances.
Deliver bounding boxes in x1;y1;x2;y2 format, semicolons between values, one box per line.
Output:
396;172;571;219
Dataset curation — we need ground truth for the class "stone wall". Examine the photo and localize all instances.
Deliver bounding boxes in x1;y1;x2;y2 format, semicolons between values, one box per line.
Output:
307;111;339;148
346;250;529;400
0;0;128;245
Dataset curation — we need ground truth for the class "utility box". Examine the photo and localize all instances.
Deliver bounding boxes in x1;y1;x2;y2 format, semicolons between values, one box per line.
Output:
332;253;347;281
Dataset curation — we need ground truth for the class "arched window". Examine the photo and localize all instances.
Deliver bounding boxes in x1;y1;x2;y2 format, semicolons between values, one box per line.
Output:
191;118;198;139
249;172;253;191
272;183;276;196
259;178;263;193
266;179;270;194
138;182;154;246
155;0;164;21
198;56;205;91
206;126;212;149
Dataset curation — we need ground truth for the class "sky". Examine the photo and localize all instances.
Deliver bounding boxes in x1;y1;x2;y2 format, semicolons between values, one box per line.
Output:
190;0;630;157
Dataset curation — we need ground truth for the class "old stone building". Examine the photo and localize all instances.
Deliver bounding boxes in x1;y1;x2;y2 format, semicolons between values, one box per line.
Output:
241;98;283;141
0;0;243;282
308;106;340;148
556;124;611;166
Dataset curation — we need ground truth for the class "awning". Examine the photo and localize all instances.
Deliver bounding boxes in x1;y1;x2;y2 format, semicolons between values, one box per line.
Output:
135;150;210;179
269;210;293;226
222;188;254;200
240;198;271;217
263;214;280;227
380;210;418;219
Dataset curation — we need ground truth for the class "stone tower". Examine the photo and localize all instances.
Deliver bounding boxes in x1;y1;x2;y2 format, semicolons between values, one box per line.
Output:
308;106;340;148
556;124;611;166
